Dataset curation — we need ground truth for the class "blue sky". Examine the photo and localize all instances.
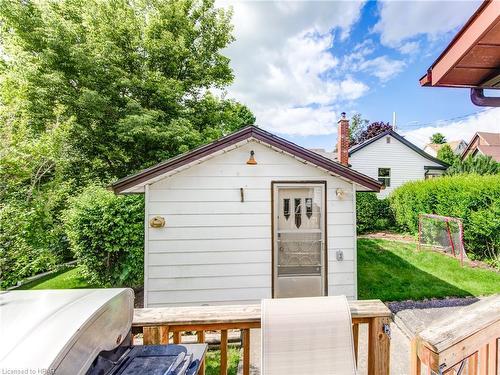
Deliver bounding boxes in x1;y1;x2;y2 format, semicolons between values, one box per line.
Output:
217;0;500;149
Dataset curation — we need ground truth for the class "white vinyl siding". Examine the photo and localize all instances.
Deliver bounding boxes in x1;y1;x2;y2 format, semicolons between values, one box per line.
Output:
349;135;444;198
145;140;357;307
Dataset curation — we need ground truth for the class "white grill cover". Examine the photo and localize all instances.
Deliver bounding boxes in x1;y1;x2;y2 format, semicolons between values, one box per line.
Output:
0;289;134;374
261;296;356;375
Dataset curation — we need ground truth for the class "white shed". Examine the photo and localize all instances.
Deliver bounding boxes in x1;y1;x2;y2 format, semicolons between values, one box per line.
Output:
349;130;448;198
112;125;380;307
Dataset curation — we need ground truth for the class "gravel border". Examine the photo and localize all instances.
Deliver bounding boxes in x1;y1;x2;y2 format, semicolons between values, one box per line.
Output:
386;296;480;314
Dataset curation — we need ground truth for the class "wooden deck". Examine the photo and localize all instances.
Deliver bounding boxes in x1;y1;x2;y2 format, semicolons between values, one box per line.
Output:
132;299;392;375
133;295;500;375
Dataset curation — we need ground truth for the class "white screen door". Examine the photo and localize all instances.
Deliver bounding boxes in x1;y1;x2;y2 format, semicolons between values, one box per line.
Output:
273;182;326;298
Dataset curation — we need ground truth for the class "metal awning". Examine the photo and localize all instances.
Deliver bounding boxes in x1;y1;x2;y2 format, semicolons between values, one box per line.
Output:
420;0;500;106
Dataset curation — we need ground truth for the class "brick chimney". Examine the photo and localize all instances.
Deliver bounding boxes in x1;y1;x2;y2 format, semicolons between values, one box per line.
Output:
337;112;349;166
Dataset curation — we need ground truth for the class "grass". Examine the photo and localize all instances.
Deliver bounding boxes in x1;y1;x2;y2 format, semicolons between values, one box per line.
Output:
358;238;500;301
19;239;500;303
17;266;94;290
205;347;241;375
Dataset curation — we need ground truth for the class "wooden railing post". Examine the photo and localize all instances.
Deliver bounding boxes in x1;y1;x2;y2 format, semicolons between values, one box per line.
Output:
468;352;478;375
352;323;359;364
410;338;421;375
220;330;228;375
160;326;169;344
173;331;181;344
487;338;498;375
143;326;161;345
368;317;391;375
241;328;250;375
197;331;206;375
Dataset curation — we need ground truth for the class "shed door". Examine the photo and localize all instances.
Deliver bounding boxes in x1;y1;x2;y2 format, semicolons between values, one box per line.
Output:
273;183;326;298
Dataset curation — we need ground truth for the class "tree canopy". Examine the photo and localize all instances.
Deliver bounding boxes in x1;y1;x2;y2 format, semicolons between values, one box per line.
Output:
0;0;255;287
348;114;392;147
436;144;458;165
354;121;392;146
349;113;369;146
446;155;500;176
0;0;254;182
430;133;447;144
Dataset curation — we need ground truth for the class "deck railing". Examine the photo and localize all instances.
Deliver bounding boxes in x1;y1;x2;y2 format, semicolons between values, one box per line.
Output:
411;295;500;375
132;299;392;375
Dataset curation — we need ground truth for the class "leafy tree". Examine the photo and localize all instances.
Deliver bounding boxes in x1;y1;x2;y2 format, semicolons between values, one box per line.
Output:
436;144;458;165
446;155;500;176
0;0;255;287
349;113;369;146
430;133;447;144
356;121;392;145
0;0;254;181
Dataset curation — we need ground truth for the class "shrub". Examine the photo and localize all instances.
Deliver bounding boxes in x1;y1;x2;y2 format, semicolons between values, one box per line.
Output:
0;184;71;289
436;144;458;165
63;186;144;287
389;174;500;261
356;192;394;233
467;201;500;268
446;155;500;176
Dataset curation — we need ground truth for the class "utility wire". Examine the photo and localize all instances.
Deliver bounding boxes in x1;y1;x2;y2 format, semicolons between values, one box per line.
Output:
397;109;490;130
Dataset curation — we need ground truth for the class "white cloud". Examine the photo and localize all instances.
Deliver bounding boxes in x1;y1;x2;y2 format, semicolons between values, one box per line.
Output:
356;55;406;81
398;41;420;55
216;0;368;136
373;1;480;50
401;108;500;148
342;39;406;82
258;105;340;136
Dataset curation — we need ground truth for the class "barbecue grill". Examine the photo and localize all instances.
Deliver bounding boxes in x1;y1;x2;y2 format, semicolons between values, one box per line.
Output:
0;289;206;375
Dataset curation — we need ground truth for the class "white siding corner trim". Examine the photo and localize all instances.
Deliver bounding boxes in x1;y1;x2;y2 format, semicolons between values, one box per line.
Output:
144;184;150;308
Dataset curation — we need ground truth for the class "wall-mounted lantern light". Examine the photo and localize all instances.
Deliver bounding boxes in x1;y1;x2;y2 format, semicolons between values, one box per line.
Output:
336;188;345;199
246;150;257;165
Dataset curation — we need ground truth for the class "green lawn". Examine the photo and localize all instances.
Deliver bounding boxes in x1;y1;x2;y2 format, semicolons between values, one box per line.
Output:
17;266;94;290
205;347;240;375
358;238;500;301
18;239;500;303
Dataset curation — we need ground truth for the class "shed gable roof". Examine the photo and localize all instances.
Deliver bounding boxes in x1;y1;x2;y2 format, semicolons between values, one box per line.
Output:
111;125;381;193
348;130;449;168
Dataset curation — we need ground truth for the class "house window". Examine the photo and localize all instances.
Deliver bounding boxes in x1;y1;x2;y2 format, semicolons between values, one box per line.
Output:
378;168;391;187
386;137;391;144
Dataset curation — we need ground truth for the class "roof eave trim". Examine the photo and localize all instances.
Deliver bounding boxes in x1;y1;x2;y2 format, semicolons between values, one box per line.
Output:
111;125;382;193
420;1;499;88
424;165;448;171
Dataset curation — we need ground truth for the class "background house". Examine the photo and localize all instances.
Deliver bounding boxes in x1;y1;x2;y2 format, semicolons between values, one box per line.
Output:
461;132;500;161
424;140;468;157
348;130;448;197
113;123;380;307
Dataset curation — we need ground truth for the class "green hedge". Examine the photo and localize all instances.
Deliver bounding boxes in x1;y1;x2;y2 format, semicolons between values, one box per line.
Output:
63;186;144;287
0;185;71;289
389;174;500;262
356;192;394;233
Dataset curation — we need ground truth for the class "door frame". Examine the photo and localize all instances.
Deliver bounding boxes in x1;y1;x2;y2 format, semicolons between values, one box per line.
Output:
270;180;328;298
